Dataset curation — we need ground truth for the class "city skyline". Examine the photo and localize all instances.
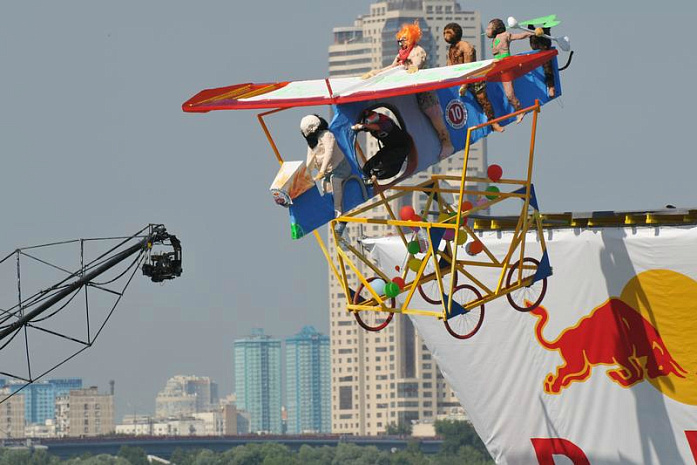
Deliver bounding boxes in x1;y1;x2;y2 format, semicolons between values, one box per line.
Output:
2;0;696;422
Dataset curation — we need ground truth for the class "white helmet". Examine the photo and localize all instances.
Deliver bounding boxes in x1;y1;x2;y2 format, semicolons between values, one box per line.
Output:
300;115;322;137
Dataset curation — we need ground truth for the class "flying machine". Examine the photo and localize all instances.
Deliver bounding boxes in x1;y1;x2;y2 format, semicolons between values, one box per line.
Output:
0;224;181;401
183;18;571;339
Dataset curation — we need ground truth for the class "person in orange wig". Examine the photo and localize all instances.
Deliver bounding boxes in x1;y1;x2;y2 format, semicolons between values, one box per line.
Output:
363;21;454;160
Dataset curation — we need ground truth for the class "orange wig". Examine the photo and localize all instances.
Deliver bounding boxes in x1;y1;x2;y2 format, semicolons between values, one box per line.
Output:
396;21;422;46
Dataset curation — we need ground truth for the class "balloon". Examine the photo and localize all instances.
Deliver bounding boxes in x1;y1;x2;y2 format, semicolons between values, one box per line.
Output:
485;186;500;200
371;278;386;296
456;232;468;246
385;282;400;298
400;206;416;221
407;257;422;272
443;229;455;241
467;240;484;255
391;277;406;290
460;201;473;212
407;241;420;254
487;164;503;182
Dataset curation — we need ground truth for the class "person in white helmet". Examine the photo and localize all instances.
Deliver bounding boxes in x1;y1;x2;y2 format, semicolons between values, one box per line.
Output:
301;115;352;233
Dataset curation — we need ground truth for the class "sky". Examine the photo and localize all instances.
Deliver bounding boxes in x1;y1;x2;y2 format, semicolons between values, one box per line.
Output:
1;0;696;420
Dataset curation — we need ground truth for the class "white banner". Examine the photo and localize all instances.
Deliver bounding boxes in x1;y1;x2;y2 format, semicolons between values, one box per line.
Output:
370;226;697;464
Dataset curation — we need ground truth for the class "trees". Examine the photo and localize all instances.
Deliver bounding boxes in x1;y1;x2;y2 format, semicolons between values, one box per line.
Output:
433;420;493;464
384;422;412;436
117;447;148;465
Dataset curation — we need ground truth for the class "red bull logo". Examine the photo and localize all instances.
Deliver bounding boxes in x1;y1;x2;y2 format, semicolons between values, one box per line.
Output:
531;269;697;404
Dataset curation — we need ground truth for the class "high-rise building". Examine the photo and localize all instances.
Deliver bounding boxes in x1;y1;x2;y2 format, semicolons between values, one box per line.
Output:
0;389;25;438
155;375;219;419
285;326;331;434
6;377;82;425
55;386;114;437
327;0;475;435
233;329;282;434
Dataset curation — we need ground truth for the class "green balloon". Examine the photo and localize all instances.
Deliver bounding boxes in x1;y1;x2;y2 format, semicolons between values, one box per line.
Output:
485;186;500;200
384;282;400;298
407;241;420;254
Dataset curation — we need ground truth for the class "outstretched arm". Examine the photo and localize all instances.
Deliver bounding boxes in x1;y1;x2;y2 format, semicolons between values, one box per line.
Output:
352;123;381;132
510;28;541;41
362;60;399;79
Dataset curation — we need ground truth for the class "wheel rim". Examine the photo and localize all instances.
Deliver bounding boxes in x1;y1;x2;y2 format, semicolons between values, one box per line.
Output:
505;258;547;312
353;277;395;332
416;251;458;305
443;284;485;339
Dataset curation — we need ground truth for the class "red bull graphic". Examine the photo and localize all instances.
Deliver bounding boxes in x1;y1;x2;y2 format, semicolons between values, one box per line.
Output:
531;269;697;401
531;298;687;394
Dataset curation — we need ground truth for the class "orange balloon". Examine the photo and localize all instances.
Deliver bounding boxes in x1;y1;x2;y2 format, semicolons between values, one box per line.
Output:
468;240;484;255
400;206;416;221
461;201;473;212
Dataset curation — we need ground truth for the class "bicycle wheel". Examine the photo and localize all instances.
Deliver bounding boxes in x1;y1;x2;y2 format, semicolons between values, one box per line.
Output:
417;254;458;305
505;258;547;312
353;277;395;332
443;284;485;339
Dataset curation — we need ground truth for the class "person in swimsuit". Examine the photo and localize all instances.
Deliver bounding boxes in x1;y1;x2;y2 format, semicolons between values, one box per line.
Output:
486;18;538;123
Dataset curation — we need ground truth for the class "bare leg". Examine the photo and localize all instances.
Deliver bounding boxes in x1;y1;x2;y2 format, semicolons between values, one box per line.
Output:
475;90;504;133
543;62;556;98
502;81;524;124
423;105;454;160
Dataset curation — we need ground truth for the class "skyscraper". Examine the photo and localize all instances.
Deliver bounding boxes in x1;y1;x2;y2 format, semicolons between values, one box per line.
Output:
0;389;24;438
285;326;331;434
327;0;476;435
155;375;219;419
55;386;114;437
6;377;82;425
233;329;282;434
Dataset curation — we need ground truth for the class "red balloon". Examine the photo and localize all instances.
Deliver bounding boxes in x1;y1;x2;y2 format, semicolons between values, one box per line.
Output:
400;206;416;221
391;277;406;290
468;240;484;255
460;201;473;212
487;164;503;182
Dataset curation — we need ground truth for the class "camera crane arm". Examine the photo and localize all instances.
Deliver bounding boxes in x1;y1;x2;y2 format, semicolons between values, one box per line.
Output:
0;224;181;344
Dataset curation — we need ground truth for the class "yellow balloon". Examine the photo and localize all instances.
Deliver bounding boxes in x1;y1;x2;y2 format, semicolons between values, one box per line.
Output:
456;231;468;245
438;213;451;223
407;257;422;272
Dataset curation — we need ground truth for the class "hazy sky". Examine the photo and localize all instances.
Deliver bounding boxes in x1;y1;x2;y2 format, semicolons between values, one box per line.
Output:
2;1;696;419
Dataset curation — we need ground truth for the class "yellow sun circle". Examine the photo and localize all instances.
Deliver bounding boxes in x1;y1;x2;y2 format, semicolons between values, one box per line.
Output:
620;269;697;405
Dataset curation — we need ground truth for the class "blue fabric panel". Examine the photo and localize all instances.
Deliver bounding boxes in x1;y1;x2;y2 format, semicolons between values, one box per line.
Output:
445;293;468;319
534;250;553;282
429;227;446;249
288;184;334;239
